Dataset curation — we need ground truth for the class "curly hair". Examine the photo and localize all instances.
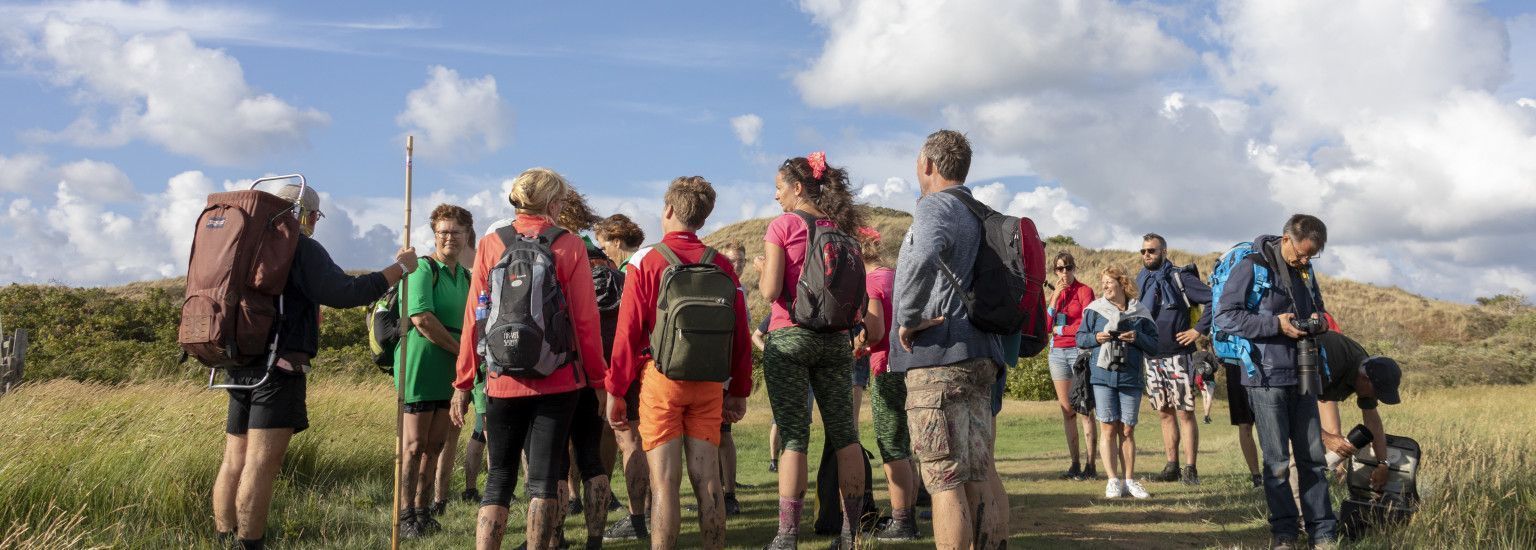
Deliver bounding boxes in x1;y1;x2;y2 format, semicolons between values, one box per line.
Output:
593;214;645;249
429;203;474;235
556;189;601;232
779;156;864;234
857;228;884;267
1101;265;1137;300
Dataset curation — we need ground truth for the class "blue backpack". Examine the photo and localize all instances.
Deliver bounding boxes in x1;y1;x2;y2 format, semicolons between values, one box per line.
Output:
1208;241;1326;378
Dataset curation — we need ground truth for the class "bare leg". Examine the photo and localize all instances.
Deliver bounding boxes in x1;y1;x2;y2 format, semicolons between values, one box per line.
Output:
978;468;1008;548
1120;423;1138;479
583;474;612;541
400;411;430;512
235;428;293;540
213;433;247;534
685;437;725;549
1177;410;1199;467
928;487;973;549
615;424;650;514
834;443;867;536
647;438;685;550
475;505;509;550
527;497;561;550
464;436;485;495
852;386;865;427
1099;422;1120;478
434;411;461;504
1080;413;1099;467
418;409;453;509
778;449;809;497
769;424;782;462
882;458;916;511
719;431;737;495
1237;423;1260;475
1159;409;1179;464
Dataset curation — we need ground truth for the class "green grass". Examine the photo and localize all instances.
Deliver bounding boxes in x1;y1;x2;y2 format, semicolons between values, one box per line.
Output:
1;379;1534;549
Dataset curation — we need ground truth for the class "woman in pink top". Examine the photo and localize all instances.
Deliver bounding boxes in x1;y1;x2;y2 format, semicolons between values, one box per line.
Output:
857;227;921;540
1048;251;1099;481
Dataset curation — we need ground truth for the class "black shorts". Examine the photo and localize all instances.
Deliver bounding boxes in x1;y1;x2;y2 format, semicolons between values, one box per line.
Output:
1223;361;1256;426
560;389;607;481
624;378;641;422
404;400;450;414
225;367;308;435
483;391;580;504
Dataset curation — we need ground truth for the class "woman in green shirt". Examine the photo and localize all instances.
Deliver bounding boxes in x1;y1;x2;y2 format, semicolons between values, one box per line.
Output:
395;204;473;538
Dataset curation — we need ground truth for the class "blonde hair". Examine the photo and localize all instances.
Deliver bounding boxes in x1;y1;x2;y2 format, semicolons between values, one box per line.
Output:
508;167;571;215
1102;265;1137;299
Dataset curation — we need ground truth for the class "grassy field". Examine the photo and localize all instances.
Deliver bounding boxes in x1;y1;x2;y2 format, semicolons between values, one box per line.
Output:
2;373;1534;549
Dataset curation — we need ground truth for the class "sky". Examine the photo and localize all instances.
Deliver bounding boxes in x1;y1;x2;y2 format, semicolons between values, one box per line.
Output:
0;0;1533;302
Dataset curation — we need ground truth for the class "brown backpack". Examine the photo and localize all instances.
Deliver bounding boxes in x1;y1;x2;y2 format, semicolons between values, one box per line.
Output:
178;177;304;372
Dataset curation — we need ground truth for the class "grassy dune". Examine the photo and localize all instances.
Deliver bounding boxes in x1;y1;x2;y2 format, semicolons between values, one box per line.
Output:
2;377;1533;548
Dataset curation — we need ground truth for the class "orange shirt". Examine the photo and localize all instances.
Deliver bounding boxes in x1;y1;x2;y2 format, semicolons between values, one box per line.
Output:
606;231;754;399
454;215;608;398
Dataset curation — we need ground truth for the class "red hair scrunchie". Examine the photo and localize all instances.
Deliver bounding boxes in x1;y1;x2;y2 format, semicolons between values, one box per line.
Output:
807;151;827;180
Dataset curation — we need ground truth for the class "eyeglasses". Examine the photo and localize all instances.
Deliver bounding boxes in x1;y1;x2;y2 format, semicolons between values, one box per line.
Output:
1139;248;1162;256
1055;265;1075;272
434;230;465;238
1286;238;1323;262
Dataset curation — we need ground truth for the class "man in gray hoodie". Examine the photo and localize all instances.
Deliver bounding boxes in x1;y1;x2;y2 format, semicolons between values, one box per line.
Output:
889;130;1008;549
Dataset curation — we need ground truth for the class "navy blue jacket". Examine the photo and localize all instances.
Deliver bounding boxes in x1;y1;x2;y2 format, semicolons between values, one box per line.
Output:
1136;260;1213;358
1213;235;1326;388
279;235;391;361
1077;303;1160;390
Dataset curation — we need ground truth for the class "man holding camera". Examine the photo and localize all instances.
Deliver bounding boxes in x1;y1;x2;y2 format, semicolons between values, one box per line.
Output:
1316;331;1403;490
1136;233;1213;485
1214;214;1336;549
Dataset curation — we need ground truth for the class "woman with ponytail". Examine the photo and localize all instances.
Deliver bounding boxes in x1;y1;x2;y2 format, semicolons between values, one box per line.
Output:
757;152;867;549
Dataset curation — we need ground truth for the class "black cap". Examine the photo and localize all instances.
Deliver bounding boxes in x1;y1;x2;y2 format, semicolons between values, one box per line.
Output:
1362;356;1401;405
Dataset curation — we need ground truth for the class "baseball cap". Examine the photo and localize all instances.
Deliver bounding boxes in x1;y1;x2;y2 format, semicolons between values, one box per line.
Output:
274;184;321;215
1361;356;1402;405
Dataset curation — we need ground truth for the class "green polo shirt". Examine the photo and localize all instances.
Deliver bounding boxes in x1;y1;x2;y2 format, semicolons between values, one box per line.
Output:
395;257;470;404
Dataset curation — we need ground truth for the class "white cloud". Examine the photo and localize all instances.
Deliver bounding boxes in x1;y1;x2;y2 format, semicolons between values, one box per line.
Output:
857;177;917;210
0;153;50;193
10;18;330;165
396;66;511;161
58;159;134;202
730;114;763;146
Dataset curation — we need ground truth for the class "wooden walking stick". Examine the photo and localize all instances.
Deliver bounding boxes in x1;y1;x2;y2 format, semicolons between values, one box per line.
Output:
391;135;414;550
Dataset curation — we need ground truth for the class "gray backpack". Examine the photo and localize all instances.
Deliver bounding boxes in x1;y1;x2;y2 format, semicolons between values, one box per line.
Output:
648;244;737;382
480;226;576;379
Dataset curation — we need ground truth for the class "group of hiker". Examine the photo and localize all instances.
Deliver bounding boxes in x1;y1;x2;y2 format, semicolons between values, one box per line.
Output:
196;129;1406;550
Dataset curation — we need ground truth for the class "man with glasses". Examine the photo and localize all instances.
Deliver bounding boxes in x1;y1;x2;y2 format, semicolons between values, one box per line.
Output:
1214;214;1336;550
1135;233;1213;485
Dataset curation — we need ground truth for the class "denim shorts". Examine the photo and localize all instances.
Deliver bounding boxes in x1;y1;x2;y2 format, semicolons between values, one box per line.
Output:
1047;347;1080;381
853;355;871;388
1092;385;1142;426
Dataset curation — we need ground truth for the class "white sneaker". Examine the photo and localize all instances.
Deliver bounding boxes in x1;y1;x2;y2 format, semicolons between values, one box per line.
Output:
1105;478;1123;498
1124;479;1151;499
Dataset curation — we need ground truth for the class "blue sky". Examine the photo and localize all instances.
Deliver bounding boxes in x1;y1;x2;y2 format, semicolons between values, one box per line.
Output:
2;0;1535;302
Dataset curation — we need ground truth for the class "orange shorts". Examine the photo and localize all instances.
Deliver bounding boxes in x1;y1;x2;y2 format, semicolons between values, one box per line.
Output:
638;363;724;451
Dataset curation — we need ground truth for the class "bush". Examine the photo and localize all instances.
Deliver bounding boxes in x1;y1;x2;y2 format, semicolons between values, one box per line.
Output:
1004;354;1055;401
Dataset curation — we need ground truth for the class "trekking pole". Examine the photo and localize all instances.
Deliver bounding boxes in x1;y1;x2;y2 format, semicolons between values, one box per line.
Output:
391;135;413;550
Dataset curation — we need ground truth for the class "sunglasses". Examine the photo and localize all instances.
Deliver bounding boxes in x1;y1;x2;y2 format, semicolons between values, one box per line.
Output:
1139;248;1162;255
1055;265;1075;272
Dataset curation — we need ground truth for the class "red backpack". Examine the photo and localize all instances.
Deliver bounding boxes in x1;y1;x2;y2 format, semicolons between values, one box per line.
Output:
178;176;305;382
938;188;1048;357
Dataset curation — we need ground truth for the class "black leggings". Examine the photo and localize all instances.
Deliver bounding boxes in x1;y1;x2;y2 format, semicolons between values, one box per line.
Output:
482;391;579;505
560;388;607;481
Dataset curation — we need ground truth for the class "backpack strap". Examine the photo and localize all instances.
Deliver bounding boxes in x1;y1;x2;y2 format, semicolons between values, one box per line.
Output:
938;186;994;220
791;210;823;241
700;247;718;266
652;243;683;266
494;225;519;248
538;226;568;245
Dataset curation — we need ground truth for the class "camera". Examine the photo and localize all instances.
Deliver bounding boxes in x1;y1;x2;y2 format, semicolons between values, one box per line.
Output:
1292;317;1328;395
1105;330;1127;371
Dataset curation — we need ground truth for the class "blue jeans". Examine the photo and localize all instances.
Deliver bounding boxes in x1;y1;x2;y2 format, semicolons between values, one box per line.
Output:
1246;385;1337;542
1091;385;1141;426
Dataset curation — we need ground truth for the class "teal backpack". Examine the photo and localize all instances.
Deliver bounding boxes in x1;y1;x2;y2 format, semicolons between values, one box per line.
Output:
1208;241;1326;378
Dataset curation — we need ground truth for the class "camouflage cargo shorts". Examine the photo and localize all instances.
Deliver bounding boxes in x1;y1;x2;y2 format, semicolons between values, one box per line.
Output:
905;357;998;493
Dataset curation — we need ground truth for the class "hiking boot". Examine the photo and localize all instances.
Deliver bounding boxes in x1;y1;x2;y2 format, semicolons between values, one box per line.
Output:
462;487;481;503
1204;414;1212;424
398;510;425;539
602;515;649;542
1105;478;1124;498
417;509;443;535
1311;537;1338;550
1061;462;1082;480
768;459;778;473
874;518;919;541
1251;474;1263;488
826;533;855;550
1081;463;1098;480
568;497;585;516
1124;479;1151;499
429;499;447;517
1269;536;1298;550
1155;462;1180;482
608;497;622;512
1181;465;1201;486
724;493;742;516
762;533;797;550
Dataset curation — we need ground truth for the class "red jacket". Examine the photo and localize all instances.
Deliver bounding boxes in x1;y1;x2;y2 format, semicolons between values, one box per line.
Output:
454;215;608;398
606;231;753;398
1052;279;1096;349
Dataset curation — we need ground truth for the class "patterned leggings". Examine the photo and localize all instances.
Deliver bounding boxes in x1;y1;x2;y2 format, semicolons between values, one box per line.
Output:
762;326;859;454
869;371;911;463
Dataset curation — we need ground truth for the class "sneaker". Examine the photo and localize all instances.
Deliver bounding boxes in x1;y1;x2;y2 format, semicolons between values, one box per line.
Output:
461;487;481;503
1105;478;1124;498
568;497;585;516
429;499;447;517
723;493;741;516
602;516;648;541
1081;464;1098;480
763;533;797;550
1155;462;1180;482
1269;536;1298;550
1124;479;1151;499
1181;465;1201;486
1061;462;1082;480
1203;415;1212;424
874;518;919;541
768;459;778;473
1251;473;1263;488
398;510;425;539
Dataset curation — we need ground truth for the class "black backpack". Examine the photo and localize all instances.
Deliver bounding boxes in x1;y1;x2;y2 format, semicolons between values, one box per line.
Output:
366;260;441;373
479;226;577;379
789;211;866;333
588;246;624;314
938;187;1047;336
1069;350;1095;416
813;439;879;535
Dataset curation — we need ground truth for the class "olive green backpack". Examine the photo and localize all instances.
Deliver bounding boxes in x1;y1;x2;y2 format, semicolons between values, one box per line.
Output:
648;244;737;382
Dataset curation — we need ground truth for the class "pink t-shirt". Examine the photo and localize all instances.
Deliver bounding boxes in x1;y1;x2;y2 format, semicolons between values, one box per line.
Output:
866;267;896;375
764;212;839;332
